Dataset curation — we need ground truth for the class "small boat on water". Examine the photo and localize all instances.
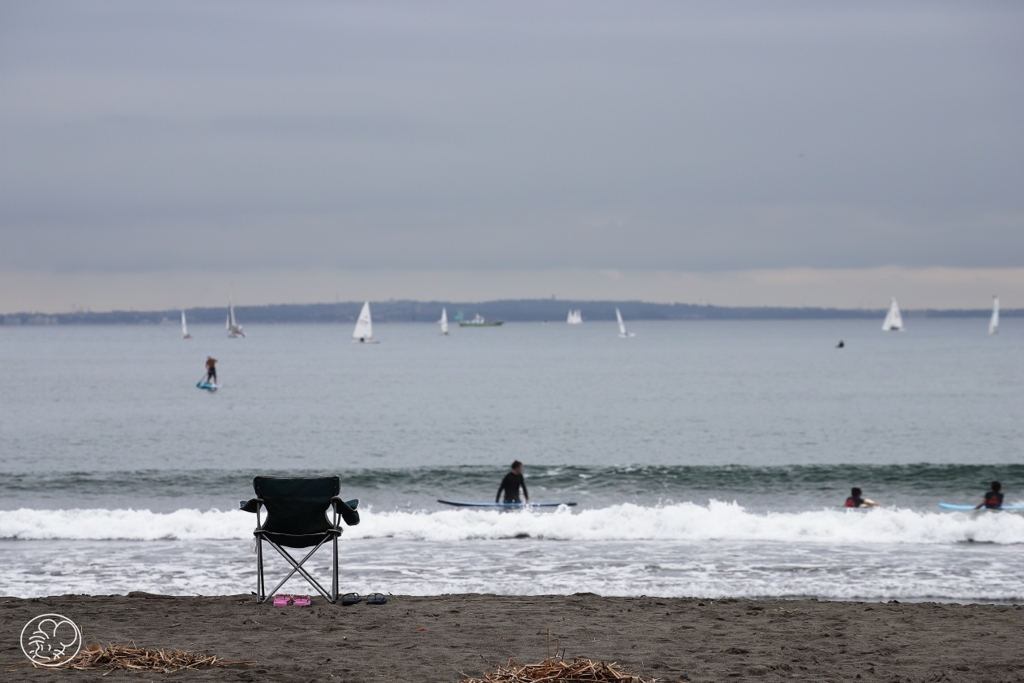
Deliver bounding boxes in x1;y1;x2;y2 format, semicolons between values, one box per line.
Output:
181;310;192;339
459;314;503;327
439;307;449;335
616;308;635;338
882;297;903;332
989;296;999;335
352;301;379;343
567;310;582;324
226;302;245;338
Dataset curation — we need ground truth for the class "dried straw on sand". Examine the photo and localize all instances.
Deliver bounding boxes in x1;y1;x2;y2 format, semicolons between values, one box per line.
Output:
461;656;658;683
68;644;251;673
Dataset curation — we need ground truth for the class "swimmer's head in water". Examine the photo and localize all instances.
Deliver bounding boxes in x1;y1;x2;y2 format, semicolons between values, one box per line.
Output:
851;487;862;497
991;481;1001;492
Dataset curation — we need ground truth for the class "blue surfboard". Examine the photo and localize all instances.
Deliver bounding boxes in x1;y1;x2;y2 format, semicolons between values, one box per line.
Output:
196;381;220;392
438;499;576;508
939;503;1024;511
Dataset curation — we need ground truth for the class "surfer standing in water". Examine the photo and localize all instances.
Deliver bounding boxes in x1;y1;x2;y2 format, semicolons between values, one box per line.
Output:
975;481;1003;509
205;356;217;384
845;487;881;508
496;460;529;505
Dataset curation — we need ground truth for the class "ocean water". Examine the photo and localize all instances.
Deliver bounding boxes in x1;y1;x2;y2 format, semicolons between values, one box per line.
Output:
1;318;1021;601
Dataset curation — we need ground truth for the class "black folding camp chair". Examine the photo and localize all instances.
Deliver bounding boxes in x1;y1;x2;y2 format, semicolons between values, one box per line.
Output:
239;476;360;604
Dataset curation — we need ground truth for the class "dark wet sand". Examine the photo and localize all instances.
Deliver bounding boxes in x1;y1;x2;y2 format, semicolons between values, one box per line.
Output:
3;594;1023;682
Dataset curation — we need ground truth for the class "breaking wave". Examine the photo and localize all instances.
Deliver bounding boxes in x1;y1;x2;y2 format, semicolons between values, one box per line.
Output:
2;501;1024;545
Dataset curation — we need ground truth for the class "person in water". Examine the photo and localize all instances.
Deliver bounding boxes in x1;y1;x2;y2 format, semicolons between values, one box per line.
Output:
975;481;1003;509
496;460;530;505
205;356;217;383
845;487;880;508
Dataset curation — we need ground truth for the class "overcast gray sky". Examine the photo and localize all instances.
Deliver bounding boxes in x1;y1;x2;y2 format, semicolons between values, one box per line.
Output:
1;1;1022;312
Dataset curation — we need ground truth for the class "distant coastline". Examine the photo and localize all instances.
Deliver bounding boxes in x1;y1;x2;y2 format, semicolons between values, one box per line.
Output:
1;299;1016;325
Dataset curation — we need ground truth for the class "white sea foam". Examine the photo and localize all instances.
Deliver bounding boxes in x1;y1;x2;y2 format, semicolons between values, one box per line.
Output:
352;502;1024;544
0;507;249;541
3;534;1022;601
2;502;1024;545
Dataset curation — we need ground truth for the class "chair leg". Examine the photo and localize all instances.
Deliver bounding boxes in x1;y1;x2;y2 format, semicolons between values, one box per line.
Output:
256;535;266;603
332;534;339;603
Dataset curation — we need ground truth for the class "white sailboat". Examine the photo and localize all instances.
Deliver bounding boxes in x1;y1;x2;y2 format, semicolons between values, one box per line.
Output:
352;301;379;343
567;310;582;324
439;307;449;335
181;310;192;339
226;302;245;338
882;297;903;332
616;308;635;338
989;296;999;335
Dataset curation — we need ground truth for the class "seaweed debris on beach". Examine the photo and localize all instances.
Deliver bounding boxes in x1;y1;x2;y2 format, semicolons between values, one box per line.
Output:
461;656;659;683
68;644;250;673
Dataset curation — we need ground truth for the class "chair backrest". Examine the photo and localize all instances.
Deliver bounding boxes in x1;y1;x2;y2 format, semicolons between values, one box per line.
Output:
253;476;340;536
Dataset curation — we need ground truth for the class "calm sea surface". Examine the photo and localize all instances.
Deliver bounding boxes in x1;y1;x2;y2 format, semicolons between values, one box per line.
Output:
1;318;1021;600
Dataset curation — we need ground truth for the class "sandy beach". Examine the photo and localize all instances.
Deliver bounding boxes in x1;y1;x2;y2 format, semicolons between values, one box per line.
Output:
3;593;1023;682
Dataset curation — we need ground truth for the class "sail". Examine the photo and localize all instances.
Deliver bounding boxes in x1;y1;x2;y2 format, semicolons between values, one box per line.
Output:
353;301;373;340
440;307;449;335
882;298;903;331
989;296;999;335
616;308;626;335
226;302;245;337
181;310;190;339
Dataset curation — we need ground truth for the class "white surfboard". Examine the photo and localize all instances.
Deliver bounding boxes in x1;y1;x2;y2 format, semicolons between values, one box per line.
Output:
438;499;577;508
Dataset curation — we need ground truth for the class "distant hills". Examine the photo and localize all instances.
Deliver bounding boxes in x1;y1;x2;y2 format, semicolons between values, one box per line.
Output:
0;299;1014;325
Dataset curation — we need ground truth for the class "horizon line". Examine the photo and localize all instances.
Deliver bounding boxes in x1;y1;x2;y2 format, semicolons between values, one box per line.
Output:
2;297;1012;322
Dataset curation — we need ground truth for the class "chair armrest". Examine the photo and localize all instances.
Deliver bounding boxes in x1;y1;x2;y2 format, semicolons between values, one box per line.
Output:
331;497;360;526
239;498;262;513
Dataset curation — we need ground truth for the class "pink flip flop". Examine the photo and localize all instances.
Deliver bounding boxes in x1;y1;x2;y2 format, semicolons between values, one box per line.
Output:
292;595;311;607
272;594;293;607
